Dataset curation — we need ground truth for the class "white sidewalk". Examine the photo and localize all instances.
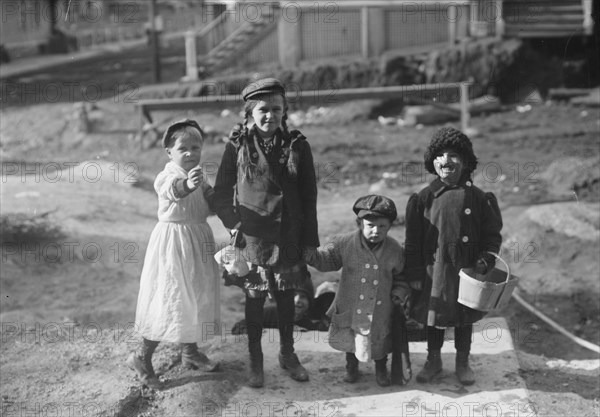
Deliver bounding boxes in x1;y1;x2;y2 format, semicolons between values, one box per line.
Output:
221;317;532;417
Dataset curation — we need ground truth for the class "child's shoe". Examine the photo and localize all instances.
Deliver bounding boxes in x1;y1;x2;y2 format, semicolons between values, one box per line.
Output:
181;343;219;372
416;350;442;383
126;338;160;387
455;351;475;385
279;353;309;382
375;357;391;387
343;352;359;383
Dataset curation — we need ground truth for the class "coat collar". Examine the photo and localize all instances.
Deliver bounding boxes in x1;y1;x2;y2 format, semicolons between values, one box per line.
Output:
430;176;473;198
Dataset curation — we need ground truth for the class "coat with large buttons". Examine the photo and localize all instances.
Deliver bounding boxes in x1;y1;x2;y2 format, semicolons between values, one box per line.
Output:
305;230;407;359
405;177;503;327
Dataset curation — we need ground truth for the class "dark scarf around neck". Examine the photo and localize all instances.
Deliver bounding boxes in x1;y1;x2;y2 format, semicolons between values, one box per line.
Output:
232;124;303;182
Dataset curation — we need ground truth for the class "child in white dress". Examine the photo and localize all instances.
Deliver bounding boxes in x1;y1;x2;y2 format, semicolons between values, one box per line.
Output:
127;119;220;386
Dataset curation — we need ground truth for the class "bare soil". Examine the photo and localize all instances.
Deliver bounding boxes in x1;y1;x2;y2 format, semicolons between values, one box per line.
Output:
1;58;599;416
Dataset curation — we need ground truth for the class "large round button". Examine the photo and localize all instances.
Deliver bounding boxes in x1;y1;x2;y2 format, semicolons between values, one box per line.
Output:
357;309;362;314
462;236;469;243
466;181;472;187
465;208;471;215
373;280;379;285
361;278;366;283
365;264;370;269
359;294;364;300
373;265;379;270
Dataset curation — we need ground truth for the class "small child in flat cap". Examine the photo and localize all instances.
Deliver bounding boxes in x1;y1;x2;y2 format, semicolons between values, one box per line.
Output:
404;126;503;386
213;78;319;388
304;195;412;387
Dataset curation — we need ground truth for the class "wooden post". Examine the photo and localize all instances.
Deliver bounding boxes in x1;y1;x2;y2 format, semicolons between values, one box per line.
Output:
495;0;505;38
582;0;593;35
184;31;199;81
74;103;89;134
139;105;145;150
448;4;457;44
361;7;369;58
149;0;161;83
368;7;386;57
460;82;470;132
278;8;301;67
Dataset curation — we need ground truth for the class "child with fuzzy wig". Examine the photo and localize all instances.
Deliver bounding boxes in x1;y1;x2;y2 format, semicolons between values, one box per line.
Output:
404;127;503;385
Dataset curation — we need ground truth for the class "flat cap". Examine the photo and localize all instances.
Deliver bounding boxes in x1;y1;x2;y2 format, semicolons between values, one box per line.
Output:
353;194;397;221
242;78;285;101
162;119;203;148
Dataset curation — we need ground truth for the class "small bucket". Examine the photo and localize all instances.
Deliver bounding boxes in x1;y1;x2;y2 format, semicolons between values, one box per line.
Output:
458;252;518;312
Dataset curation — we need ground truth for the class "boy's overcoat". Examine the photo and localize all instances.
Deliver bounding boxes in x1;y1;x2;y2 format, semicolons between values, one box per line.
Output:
405;177;503;327
307;231;408;359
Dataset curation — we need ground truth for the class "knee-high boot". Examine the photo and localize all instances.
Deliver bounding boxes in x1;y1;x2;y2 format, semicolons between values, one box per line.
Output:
275;289;309;382
245;294;265;388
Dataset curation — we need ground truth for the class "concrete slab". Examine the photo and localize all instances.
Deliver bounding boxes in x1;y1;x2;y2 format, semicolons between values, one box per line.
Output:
215;317;533;417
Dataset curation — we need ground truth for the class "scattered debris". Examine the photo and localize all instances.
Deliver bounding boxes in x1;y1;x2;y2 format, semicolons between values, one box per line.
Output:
377;115;397;126
571;88;600;108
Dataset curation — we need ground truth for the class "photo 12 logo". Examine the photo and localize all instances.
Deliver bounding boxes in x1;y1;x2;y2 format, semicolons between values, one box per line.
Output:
1;241;139;264
1;162;139;184
1;82;139;105
1;1;142;24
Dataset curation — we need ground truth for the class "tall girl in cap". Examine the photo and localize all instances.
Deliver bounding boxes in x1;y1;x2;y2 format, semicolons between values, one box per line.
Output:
405;127;503;385
213;78;319;387
304;195;411;387
127;119;221;387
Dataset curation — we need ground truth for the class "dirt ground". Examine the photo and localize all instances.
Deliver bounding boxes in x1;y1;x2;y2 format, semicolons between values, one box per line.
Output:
1;62;599;415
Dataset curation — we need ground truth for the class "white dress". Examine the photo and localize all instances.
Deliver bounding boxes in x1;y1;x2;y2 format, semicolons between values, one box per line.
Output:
135;161;220;343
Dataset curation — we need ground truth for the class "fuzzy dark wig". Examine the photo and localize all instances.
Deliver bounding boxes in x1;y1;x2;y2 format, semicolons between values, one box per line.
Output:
424;127;478;177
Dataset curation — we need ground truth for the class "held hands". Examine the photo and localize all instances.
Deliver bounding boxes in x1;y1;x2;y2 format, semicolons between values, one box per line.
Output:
186;165;204;191
302;246;317;264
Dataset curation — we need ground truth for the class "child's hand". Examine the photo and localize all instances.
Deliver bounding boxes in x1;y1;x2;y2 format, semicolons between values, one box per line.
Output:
302;246;317;264
409;280;422;291
474;258;489;275
392;294;404;306
186;166;204;190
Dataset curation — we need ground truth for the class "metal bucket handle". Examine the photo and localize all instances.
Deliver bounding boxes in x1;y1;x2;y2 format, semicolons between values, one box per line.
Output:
486;251;511;283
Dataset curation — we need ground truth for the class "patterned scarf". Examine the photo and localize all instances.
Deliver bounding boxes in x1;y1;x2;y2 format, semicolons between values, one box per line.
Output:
232;124;301;182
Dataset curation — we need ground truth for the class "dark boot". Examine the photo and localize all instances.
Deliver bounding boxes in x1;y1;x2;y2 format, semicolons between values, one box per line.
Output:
416;350;442;383
245;294;265;388
276;290;308;382
126;338;160;387
343;352;359;383
278;352;309;382
181;343;219;372
375;356;391;387
248;344;264;388
455;351;475;385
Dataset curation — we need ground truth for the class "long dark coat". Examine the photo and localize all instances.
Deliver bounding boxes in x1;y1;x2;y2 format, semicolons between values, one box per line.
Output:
404;177;503;327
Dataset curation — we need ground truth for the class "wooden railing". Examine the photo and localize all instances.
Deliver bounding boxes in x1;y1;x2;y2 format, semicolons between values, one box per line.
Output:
194;11;236;56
